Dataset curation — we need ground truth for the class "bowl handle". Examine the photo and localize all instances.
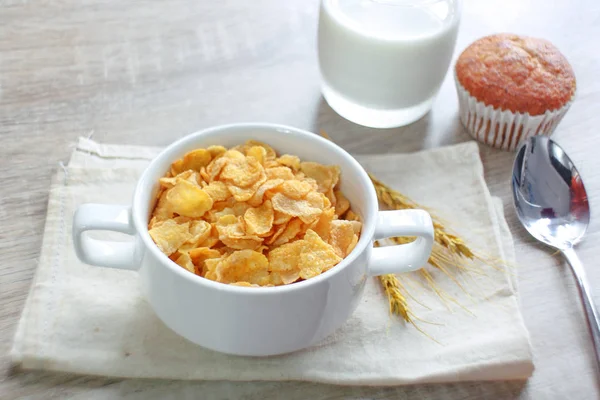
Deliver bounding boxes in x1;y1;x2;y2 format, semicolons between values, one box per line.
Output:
72;204;142;270
368;210;434;276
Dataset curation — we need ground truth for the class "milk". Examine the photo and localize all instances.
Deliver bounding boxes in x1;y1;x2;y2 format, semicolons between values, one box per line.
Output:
318;0;461;128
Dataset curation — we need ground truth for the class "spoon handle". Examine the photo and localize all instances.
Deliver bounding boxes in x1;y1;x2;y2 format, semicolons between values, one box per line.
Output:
562;247;600;369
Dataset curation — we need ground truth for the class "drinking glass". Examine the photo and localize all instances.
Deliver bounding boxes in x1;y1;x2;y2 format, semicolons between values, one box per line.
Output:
318;0;462;128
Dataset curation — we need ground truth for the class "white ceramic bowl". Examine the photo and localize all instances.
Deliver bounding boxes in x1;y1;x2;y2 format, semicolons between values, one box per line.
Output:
72;123;433;356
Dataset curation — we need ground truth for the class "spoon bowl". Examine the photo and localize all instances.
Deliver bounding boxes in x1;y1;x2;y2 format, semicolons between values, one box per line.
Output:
512;136;590;250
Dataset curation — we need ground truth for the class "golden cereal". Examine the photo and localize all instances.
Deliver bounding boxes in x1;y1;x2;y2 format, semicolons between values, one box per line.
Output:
148;140;362;287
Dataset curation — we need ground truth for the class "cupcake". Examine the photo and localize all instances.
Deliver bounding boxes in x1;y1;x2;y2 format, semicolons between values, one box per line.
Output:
455;33;576;151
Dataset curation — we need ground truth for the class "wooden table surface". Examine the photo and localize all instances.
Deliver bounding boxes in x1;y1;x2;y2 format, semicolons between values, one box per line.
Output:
1;0;599;398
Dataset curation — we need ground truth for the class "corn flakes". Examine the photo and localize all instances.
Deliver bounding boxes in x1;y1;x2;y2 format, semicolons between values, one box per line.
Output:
166;180;213;218
148;220;192;256
175;251;195;274
148;140;362;287
244;200;274;236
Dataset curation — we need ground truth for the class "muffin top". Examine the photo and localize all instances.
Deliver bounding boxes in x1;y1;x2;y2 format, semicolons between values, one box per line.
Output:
455;33;576;115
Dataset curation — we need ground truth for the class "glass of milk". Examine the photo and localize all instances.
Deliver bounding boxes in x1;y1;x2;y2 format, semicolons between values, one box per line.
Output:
318;0;461;128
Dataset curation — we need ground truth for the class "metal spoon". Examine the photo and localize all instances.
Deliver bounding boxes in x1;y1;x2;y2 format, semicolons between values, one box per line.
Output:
512;135;600;370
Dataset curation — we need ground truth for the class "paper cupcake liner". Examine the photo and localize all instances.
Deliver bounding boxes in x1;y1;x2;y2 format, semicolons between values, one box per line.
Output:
455;77;573;151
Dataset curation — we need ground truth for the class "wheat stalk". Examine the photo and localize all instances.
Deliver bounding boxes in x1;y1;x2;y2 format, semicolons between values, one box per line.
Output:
371;175;484;321
320;131;487;323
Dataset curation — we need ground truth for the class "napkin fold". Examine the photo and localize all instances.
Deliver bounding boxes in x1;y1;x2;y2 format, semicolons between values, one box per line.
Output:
11;138;533;385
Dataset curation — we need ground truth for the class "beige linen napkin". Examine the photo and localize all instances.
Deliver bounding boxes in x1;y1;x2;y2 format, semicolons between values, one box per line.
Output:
11;138;533;385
